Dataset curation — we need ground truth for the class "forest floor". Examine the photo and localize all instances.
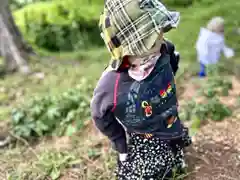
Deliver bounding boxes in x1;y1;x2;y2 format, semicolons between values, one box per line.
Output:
0;56;240;180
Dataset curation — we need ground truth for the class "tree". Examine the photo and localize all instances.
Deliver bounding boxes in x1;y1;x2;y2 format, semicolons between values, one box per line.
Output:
0;0;32;74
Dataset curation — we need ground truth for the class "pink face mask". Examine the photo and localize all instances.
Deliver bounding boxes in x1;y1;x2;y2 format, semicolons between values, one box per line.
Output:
128;53;161;81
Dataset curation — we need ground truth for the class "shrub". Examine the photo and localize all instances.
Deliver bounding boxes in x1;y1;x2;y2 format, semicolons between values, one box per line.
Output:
10;0;50;10
11;78;93;139
14;0;103;52
184;98;232;122
14;0;240;54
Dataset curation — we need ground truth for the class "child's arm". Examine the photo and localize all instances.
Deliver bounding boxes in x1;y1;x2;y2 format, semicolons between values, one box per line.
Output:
90;71;127;153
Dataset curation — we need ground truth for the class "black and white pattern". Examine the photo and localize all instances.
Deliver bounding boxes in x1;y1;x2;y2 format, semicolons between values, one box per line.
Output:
115;128;191;180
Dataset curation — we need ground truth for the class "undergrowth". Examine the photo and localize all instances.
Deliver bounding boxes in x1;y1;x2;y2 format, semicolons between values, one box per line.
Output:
7;150;77;180
11;78;93;139
180;64;233;132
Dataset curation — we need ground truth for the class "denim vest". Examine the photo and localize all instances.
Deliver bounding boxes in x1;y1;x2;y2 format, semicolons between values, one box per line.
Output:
113;54;184;140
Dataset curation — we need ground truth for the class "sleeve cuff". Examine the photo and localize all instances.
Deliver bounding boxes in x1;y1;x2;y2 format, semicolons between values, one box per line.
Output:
119;153;128;161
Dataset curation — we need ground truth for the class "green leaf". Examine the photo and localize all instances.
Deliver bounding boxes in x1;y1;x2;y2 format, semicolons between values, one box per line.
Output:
221;87;229;96
64;110;76;122
30;105;43;116
12;110;25;124
191;115;202;129
47;107;60;119
50;166;61;180
65;125;77;136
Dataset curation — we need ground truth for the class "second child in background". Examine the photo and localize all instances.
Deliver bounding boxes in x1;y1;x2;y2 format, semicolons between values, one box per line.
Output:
196;16;235;77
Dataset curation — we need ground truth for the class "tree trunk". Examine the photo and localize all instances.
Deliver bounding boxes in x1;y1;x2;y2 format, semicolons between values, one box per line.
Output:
0;0;31;74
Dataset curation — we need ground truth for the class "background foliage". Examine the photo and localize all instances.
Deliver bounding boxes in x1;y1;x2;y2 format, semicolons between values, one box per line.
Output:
13;0;103;51
11;78;93;138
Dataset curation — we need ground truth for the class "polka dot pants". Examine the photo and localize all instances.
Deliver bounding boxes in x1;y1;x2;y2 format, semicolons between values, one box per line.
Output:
115;128;191;180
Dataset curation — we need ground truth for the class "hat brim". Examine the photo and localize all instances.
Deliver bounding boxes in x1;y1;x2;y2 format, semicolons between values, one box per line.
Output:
105;0;181;71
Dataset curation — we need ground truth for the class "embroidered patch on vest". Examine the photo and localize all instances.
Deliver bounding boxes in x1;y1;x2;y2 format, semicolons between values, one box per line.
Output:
141;101;152;117
159;82;174;98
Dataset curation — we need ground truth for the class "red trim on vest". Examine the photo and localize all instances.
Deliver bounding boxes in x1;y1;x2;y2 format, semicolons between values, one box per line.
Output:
119;56;130;70
111;73;120;112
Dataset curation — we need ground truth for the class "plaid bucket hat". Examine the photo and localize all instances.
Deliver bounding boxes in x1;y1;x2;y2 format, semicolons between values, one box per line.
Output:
99;0;180;70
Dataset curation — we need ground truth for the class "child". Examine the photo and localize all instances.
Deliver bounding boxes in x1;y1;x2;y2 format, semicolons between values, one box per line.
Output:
196;16;235;77
90;0;191;179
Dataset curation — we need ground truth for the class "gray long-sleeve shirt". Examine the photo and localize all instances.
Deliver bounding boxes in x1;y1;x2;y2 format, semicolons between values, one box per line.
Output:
91;71;127;153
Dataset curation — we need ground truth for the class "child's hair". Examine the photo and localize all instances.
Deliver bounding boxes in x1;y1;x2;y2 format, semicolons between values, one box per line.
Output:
206;16;224;33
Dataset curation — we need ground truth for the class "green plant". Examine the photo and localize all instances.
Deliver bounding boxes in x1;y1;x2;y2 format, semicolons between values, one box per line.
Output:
10;0;51;10
181;63;233;126
179;100;196;121
7;150;80;180
199;64;233;97
14;1;103;52
36;151;77;180
195;98;231;121
11;78;93;139
201;77;232;97
182;97;232;123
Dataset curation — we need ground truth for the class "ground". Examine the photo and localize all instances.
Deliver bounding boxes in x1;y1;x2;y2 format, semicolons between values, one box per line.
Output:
186;118;240;180
180;74;240;180
0;54;240;179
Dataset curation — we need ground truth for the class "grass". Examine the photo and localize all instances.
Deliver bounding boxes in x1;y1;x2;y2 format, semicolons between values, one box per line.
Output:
0;50;113;179
0;48;108;103
0;0;240;179
0;132;116;180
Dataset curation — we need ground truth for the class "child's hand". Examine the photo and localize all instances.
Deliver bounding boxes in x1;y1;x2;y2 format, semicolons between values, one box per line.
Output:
119;153;128;161
223;46;234;59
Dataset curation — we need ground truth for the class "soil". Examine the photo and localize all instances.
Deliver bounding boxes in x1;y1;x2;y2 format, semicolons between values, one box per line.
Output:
185;118;240;180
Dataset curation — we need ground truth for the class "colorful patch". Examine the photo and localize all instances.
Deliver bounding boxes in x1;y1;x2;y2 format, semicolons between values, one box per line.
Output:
159;81;174;98
166;82;172;93
159;90;167;98
141;101;152;117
